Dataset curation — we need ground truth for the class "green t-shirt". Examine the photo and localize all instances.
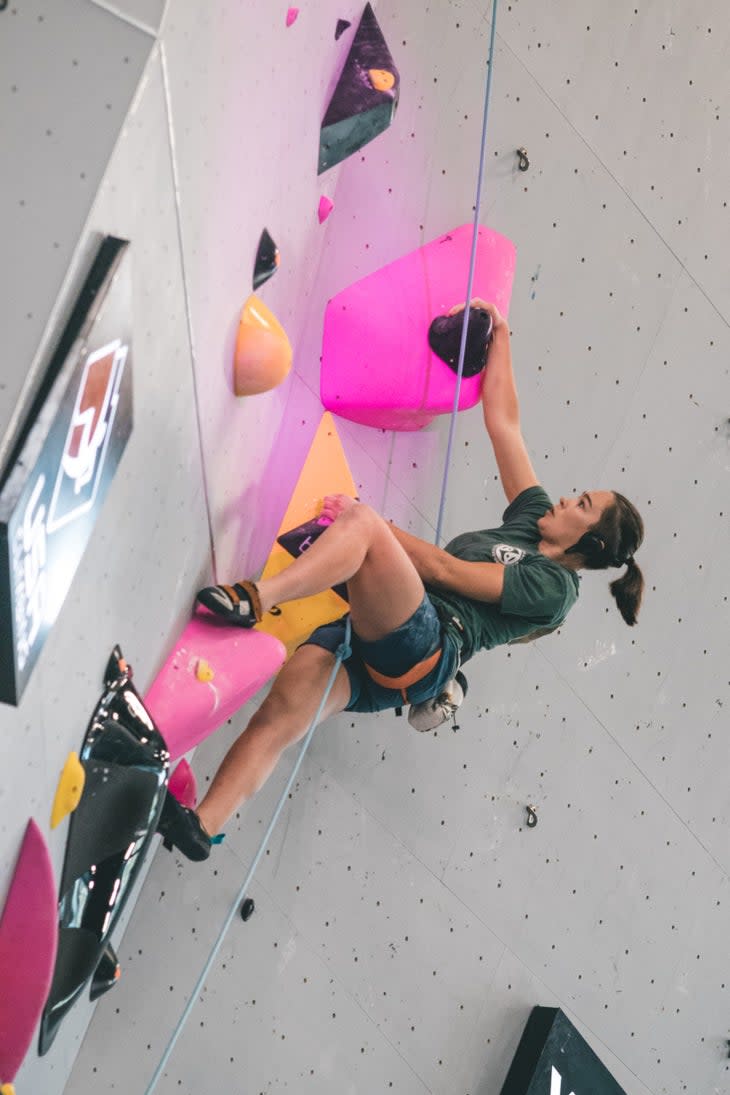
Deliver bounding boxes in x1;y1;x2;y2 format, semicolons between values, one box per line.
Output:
427;486;580;662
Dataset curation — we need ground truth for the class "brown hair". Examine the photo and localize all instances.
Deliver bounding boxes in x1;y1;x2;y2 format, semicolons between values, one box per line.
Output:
566;492;645;625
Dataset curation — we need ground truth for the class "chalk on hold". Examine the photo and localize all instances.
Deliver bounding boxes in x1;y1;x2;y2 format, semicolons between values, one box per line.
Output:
318;195;334;223
234;294;292;396
195;658;214;682
319;3;399;174
253;228;280;290
51;752;86;829
286;7;298;26
335;18;351;40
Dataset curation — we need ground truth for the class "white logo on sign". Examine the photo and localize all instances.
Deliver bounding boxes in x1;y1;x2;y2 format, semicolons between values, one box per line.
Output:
492;543;525;565
551;1066;576;1095
14;474;48;670
46;339;128;534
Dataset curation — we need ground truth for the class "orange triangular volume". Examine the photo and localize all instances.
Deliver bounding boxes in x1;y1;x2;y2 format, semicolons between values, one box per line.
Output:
257;412;357;655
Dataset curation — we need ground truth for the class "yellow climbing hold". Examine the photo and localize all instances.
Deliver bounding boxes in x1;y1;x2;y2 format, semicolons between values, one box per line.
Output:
234;294;292;396
195;659;215;683
257;412;357;656
51;752;86;829
368;69;395;92
1;1083;17;1095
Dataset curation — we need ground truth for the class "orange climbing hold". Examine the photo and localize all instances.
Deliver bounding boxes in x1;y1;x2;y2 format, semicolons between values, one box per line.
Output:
234;294;292;396
368;68;395;92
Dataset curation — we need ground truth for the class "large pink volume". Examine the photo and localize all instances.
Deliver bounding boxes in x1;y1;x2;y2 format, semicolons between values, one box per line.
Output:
144;617;286;761
321;224;516;430
0;819;58;1084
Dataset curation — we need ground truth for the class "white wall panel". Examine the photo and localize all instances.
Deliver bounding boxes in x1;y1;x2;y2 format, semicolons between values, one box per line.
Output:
8;43;210;1095
0;0;153;462
498;0;730;320
159;0;362;579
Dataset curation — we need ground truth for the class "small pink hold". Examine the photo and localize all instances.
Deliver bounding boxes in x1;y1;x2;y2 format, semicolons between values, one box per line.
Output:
168;758;198;810
286;7;299;26
318;195;334;223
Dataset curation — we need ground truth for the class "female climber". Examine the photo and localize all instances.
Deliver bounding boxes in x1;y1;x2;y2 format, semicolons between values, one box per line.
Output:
156;300;645;861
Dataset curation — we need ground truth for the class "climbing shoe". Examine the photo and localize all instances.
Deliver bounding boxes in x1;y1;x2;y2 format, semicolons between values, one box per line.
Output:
156;790;212;862
407;671;468;732
195;579;262;627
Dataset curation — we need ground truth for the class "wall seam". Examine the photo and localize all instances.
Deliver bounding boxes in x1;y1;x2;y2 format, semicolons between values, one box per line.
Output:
88;0;157;37
159;38;218;580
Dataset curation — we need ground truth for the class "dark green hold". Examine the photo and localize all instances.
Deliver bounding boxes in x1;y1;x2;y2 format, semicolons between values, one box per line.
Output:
318;3;400;174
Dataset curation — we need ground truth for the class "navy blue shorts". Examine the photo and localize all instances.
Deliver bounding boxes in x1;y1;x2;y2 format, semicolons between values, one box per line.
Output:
302;595;460;714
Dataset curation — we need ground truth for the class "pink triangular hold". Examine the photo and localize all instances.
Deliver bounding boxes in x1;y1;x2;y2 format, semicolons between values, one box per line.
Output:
318;196;334;223
286;7;299;26
0;820;58;1082
168;759;198;810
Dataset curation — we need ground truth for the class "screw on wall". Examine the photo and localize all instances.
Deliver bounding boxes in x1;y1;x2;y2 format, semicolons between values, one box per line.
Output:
525;804;538;828
240;897;255;921
516;147;530;172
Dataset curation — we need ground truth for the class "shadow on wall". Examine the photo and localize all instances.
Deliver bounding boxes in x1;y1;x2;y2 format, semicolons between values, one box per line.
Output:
216;398;323;579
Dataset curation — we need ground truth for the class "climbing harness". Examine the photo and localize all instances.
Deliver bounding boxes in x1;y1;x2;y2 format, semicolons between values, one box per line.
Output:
144;620;352;1094
364;647;443;703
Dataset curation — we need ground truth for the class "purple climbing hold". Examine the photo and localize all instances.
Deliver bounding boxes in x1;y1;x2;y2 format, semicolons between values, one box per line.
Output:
335;18;351;40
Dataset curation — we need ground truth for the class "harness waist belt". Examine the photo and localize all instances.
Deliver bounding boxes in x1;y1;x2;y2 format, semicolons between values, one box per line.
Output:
364;647;442;703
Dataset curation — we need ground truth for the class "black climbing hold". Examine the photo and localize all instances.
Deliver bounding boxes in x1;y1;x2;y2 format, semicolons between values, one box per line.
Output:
240;897;255;922
428;309;493;377
526;805;538;829
516;147;530;172
253;228;280;290
277;517;349;602
335;18;351;40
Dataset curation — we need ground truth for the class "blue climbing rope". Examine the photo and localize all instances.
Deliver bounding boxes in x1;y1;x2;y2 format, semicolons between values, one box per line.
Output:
144;619;352;1094
434;0;500;546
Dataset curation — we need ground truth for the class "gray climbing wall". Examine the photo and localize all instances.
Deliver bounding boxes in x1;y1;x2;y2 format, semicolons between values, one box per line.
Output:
2;1;727;1094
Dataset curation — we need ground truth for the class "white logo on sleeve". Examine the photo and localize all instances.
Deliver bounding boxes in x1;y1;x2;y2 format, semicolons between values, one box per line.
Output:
492;543;526;565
